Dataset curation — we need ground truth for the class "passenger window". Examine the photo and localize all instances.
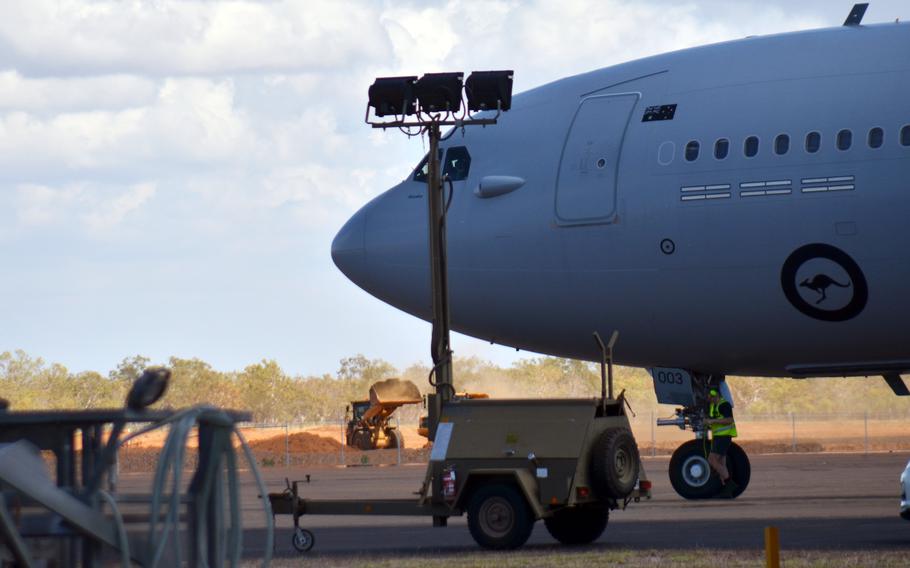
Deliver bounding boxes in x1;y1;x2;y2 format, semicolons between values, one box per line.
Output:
685;140;700;162
412;150;443;182
714;138;729;160
442;146;471;181
806;131;821;153
837;129;852;151
774;134;790;155
868;127;884;149
901;125;910;146
744;136;759;158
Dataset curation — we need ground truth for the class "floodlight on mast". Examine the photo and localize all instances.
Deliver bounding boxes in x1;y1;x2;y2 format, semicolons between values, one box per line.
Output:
364;70;513;441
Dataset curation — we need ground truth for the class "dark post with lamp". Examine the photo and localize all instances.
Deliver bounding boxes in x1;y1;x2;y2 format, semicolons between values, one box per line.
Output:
366;69;513;441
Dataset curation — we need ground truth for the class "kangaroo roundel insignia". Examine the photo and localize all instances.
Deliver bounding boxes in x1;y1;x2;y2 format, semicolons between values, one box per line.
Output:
781;243;867;322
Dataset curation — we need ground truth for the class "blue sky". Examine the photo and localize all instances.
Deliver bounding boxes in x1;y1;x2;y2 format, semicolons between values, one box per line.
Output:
1;1;906;377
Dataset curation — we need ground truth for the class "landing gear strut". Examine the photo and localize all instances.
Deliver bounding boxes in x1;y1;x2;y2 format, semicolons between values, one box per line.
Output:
651;369;751;500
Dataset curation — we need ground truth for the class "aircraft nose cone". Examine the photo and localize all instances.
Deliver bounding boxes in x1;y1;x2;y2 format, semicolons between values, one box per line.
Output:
331;206;367;284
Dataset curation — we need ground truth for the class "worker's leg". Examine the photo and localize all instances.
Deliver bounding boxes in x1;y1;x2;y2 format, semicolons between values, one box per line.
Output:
709;435;732;483
708;452;730;482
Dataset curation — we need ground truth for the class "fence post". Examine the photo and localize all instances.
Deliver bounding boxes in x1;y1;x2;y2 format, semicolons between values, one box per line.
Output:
791;413;796;452
340;416;345;466
650;411;656;457
864;410;868;455
285;423;290;469
396;415;402;466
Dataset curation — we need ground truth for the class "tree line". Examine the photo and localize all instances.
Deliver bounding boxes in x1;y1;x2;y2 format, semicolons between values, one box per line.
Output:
1;350;908;423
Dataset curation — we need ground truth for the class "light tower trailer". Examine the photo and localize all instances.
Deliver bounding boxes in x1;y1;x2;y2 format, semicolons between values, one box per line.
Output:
269;392;650;551
267;71;649;552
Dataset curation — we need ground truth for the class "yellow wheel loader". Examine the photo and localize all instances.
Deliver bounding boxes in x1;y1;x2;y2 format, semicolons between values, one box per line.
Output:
345;378;422;450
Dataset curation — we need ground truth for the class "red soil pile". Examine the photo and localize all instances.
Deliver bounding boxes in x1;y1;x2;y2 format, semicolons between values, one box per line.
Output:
248;431;342;455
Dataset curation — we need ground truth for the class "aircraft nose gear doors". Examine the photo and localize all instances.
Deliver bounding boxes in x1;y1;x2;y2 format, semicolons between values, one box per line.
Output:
650;368;751;500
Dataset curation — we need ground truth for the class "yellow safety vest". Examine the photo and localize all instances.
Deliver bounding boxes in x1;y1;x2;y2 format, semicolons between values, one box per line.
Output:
709;396;738;437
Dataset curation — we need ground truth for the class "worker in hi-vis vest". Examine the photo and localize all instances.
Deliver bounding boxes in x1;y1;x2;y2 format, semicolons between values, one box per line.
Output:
704;387;738;497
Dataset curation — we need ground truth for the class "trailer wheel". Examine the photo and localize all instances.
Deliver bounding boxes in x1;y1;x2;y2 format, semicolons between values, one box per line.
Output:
544;506;609;545
351;429;373;451
291;527;314;552
669;440;721;499
386;429;404;450
467;483;534;550
590;428;639;499
726;442;750;498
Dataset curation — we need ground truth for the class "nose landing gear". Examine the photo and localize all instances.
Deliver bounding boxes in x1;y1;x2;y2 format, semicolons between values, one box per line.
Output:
651;369;751;500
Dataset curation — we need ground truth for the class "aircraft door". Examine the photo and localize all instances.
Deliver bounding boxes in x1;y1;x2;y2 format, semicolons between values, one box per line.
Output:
555;93;639;224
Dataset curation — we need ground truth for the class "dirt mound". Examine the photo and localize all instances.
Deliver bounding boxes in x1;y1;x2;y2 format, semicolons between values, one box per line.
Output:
248;431;342;455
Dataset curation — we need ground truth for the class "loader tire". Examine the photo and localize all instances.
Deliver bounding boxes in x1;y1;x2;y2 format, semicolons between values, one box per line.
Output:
351;429;373;451
544;505;609;545
386;429;404;450
467;483;534;550
590;428;639;499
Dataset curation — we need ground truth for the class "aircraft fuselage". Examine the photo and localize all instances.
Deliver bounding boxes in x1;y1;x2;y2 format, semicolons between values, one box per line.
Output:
333;22;910;378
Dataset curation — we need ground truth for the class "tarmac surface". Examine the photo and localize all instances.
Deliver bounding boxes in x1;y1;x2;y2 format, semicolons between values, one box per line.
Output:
119;451;910;558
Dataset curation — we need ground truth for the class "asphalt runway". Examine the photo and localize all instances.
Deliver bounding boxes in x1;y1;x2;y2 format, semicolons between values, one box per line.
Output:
118;451;910;559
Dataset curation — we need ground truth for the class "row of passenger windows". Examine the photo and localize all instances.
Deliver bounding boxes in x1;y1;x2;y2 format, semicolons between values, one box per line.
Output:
684;125;910;162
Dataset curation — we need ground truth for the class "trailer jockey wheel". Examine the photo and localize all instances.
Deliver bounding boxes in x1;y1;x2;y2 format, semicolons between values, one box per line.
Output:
467;483;535;550
292;527;315;552
590;428;640;499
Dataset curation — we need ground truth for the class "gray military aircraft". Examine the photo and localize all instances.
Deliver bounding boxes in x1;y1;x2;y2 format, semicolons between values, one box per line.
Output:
332;4;910;498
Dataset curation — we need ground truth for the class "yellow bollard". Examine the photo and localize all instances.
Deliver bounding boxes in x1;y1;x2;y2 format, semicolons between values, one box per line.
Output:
765;526;780;568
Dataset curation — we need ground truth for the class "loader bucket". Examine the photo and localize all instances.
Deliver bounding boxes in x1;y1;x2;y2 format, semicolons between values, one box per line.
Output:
369;378;422;407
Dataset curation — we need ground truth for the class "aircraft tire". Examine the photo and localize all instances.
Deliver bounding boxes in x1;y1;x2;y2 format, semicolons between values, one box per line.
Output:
590;428;640;499
544;505;609;545
669;440;722;499
467;483;535;550
726;442;750;498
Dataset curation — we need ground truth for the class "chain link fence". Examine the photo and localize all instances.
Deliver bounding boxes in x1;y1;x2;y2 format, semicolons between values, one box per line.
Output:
113;411;910;473
629;410;910;456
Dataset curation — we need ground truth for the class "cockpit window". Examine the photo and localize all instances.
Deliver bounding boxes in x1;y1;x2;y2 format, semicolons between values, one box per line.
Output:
412;150;441;182
442;146;471;181
412;147;471;182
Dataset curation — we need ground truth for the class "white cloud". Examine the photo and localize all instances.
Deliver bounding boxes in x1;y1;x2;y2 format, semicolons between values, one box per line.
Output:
380;5;461;73
0;71;158;112
0;0;392;76
15;181;156;234
84;182;156;233
0;78;257;178
15;183;84;227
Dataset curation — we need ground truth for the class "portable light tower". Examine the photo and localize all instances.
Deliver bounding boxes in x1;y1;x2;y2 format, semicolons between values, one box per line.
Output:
366;70;513;441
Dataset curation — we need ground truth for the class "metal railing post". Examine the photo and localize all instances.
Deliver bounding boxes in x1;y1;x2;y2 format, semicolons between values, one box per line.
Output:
791;413;797;452
650;410;656;457
864;410;869;455
340;416;345;466
396;415;402;466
